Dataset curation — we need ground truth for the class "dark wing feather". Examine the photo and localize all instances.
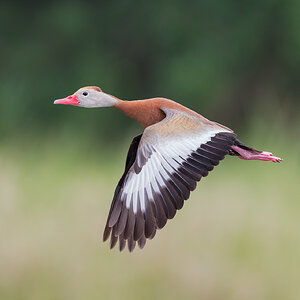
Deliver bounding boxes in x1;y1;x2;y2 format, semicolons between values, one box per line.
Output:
103;134;142;242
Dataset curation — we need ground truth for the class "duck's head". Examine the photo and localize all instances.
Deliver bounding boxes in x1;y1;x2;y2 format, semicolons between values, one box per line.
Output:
54;86;118;108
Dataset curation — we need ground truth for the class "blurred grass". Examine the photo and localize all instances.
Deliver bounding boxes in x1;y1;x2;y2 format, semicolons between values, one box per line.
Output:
0;125;299;300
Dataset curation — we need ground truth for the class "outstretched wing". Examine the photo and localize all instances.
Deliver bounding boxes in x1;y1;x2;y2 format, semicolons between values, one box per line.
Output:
103;108;237;252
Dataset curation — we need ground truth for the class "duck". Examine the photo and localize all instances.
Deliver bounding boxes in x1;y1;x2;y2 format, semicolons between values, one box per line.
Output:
54;86;282;252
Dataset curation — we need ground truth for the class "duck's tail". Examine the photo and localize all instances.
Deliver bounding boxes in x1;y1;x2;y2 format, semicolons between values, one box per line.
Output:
229;139;282;162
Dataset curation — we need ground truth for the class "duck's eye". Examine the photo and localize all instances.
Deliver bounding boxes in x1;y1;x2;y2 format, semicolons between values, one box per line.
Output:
83;91;88;96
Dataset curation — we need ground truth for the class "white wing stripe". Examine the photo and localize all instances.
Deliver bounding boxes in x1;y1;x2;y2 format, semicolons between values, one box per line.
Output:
140;164;146;212
132;164;141;213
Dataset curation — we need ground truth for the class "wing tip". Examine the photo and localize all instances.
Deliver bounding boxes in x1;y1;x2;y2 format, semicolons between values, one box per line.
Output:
103;225;111;242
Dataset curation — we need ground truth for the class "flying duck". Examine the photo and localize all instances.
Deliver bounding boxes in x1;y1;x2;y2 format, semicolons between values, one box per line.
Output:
54;86;282;252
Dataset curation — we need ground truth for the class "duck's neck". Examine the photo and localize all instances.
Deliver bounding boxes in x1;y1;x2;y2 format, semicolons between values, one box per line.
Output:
114;98;165;128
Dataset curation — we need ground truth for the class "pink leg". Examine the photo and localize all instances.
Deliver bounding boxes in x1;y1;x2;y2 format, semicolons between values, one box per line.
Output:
231;145;282;162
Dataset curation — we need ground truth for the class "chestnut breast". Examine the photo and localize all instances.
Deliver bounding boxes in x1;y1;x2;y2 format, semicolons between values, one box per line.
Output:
115;98;202;128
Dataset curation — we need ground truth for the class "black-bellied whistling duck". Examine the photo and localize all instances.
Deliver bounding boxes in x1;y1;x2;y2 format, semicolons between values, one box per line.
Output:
54;86;282;252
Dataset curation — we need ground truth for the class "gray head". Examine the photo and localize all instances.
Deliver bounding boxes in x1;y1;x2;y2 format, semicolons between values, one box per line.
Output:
54;86;118;108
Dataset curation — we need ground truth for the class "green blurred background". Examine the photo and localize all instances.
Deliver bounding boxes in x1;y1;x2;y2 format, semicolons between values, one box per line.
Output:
0;1;299;299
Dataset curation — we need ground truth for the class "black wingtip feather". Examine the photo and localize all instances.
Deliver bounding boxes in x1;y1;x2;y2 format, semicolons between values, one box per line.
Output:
110;234;118;249
118;234;126;252
138;235;146;249
114;200;128;236
124;201;136;240
133;201;145;241
103;225;112;242
108;196;122;227
152;191;168;229
128;236;136;252
144;197;156;238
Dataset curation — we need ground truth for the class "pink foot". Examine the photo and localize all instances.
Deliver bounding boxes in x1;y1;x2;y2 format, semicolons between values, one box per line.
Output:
231;146;282;163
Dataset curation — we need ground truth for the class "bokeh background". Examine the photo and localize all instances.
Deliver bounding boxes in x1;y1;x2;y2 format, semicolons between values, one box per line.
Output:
0;1;300;299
